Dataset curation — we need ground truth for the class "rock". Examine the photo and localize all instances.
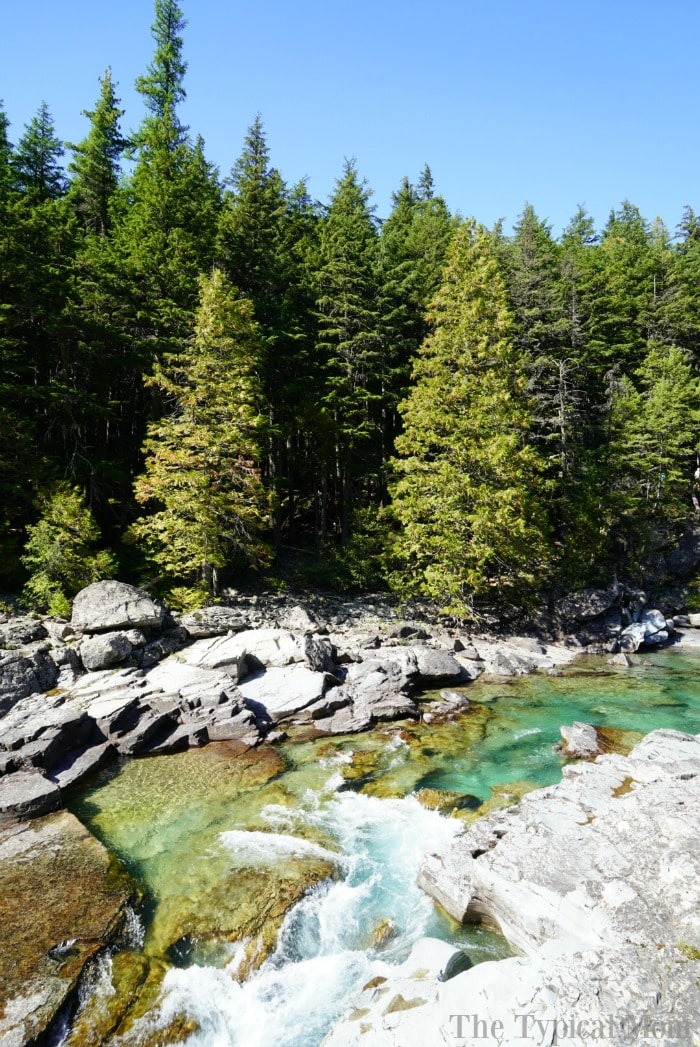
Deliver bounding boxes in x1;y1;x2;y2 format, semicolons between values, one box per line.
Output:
556;587;618;622
238;665;330;723
80;631;133;671
619;621;647;651
558;721;601;759
0;617;48;648
0;771;62;824
277;604;323;634
688;612;700;628
0;810;138;1046
402;730;700;1046
71;580;164;634
620;608;673;651
409;646;464;684
48;742;115;792
640;607;669;633
0;648;58;714
179;605;248;638
608;651;634;666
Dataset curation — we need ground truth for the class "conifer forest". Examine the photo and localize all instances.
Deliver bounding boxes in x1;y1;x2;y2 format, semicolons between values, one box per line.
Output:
3;0;700;619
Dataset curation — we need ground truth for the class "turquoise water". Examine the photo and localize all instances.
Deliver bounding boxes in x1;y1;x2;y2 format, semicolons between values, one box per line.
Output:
66;646;700;1046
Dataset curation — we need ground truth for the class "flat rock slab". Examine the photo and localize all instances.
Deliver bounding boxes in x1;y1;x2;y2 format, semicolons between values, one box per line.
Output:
0;771;61;825
238;664;329;721
0;810;138;1046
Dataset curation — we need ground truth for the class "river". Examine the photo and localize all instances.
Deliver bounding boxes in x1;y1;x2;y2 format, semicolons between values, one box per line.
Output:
65;647;700;1046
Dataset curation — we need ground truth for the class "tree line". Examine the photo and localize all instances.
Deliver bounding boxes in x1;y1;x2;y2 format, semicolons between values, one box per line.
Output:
2;0;699;617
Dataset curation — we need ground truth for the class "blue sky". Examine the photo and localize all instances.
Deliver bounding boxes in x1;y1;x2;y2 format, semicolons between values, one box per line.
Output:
1;0;697;237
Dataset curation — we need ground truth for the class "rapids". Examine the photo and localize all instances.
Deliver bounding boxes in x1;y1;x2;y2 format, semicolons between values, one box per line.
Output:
64;648;700;1045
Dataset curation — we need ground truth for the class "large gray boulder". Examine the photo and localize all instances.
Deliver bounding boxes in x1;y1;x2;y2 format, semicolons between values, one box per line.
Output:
71;581;164;634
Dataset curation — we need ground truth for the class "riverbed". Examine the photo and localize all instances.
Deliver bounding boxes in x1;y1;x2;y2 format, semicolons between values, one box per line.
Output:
63;648;700;1046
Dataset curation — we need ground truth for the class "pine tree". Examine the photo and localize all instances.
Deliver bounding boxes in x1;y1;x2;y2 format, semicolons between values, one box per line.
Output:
389;221;550;617
68;68;128;235
216;117;319;544
13;102;67;200
378;171;454;466
21;485;116;616
133;269;269;602
315;159;381;542
0;101;16;200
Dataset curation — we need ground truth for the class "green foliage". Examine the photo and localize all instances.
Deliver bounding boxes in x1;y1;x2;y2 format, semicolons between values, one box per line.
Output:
132;269;271;597
21;485;116;614
389;221;551;617
68;68;128;235
13;101;67;201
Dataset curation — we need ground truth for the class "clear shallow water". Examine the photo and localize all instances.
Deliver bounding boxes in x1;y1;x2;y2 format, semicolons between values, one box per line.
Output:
67;647;700;1046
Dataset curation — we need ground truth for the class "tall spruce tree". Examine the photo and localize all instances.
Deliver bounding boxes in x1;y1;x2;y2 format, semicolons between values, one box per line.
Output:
315;159;381;543
68;68;127;235
378;171;454;468
13;102;67;200
133;269;269;602
389;221;550;617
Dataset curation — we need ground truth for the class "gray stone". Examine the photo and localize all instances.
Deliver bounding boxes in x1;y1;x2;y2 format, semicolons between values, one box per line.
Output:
0;617;48;648
410;646;464;684
0;649;58;714
332;731;700;1047
608;651;634;666
559;721;601;759
80;631;133;671
237;664;330;722
71;580;164;633
0;771;62;824
179;605;248;638
48;742;115;791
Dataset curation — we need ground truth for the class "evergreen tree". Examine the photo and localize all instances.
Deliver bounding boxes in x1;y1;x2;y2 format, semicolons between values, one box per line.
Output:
389;221;550;617
68;68;128;235
21;485;116;616
216;117;319;544
0;100;16;200
378;171;454;466
13;102;67;200
315;159;381;542
133;269;269;602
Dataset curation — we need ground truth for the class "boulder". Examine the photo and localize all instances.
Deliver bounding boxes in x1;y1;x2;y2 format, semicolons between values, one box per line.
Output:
558;721;601;759
179;605;248;638
0;648;58;714
79;631;133;671
71;580;164;634
0;617;48;648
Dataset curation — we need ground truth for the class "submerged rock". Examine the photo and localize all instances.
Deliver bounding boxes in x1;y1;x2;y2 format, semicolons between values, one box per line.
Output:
0;810;139;1046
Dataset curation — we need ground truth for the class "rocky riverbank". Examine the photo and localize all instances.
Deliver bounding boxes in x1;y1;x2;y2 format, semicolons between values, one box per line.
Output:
325;729;700;1046
0;580;693;826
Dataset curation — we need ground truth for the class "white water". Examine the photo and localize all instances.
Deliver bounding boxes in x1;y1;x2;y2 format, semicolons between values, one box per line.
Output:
156;787;461;1047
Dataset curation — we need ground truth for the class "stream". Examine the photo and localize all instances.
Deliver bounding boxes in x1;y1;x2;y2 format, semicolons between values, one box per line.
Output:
64;648;700;1046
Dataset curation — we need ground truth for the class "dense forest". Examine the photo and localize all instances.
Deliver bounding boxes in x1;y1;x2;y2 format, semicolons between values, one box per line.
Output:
2;0;700;619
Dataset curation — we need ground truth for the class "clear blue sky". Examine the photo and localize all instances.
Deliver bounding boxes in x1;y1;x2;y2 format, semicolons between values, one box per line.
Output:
1;0;697;237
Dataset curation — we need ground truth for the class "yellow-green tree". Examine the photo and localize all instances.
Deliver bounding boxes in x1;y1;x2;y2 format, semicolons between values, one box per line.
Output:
133;269;270;603
21;485;116;616
388;221;551;617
